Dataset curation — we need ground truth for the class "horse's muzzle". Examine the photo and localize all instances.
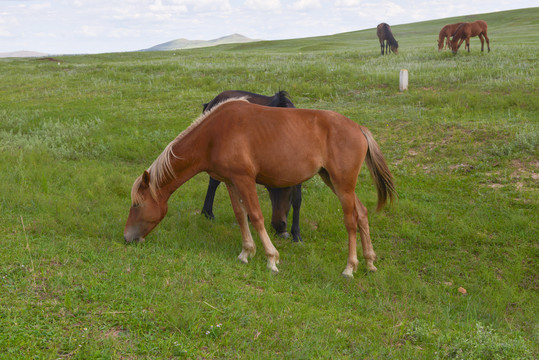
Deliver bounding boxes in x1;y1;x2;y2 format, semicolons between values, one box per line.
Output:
124;227;145;244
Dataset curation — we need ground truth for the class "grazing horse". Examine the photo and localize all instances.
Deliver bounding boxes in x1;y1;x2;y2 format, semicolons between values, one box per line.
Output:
377;23;399;55
124;99;396;277
438;23;463;51
200;90;303;242
451;20;490;54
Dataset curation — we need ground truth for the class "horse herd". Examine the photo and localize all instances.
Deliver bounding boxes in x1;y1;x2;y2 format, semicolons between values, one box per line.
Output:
124;19;489;277
377;20;490;55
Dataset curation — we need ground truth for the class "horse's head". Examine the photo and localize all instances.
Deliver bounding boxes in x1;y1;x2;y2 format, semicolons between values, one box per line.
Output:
124;170;168;243
391;42;399;54
267;187;293;238
437;39;444;51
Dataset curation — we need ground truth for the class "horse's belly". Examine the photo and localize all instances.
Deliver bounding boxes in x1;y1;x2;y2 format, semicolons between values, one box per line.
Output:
255;158;321;188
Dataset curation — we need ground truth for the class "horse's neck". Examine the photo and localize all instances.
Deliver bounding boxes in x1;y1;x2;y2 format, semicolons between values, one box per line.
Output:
160;134;207;200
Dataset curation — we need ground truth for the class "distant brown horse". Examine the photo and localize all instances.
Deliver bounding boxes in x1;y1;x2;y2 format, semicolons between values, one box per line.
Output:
124;99;396;277
438;23;463;50
451;20;490;54
377;23;399;55
200;90;303;242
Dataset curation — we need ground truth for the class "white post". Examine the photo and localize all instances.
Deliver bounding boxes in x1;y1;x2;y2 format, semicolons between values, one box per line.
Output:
399;69;408;91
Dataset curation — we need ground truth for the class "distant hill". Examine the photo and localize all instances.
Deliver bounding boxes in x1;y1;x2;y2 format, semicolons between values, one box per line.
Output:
0;50;48;58
142;33;260;51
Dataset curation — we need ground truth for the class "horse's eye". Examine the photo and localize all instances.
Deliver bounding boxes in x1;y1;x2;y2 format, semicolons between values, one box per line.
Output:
132;203;141;209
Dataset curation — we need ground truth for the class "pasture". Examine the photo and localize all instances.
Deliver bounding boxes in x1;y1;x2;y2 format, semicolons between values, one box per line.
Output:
1;8;537;359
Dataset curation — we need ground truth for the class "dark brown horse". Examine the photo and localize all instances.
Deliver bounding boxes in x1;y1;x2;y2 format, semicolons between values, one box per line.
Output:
438;23;463;51
200;90;302;242
124;99;396;277
451;20;490;54
377;23;399;55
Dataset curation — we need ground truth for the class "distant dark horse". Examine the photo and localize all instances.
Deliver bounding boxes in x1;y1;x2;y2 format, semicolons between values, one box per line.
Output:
201;90;303;242
451;20;490;54
377;23;399;55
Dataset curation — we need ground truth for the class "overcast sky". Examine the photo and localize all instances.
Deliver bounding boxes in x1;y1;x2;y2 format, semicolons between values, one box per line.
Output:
0;0;536;54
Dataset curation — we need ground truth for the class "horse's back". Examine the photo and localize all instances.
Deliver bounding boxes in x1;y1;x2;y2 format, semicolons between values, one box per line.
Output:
204;101;366;186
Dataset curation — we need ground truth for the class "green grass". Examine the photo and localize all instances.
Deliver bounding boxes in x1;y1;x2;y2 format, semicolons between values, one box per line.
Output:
1;8;538;359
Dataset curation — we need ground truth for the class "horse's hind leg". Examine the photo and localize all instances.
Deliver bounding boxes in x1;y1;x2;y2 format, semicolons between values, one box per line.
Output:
318;169;362;277
202;176;220;220
479;34;485;52
355;196;376;272
483;32;490;52
229;177;280;272
380;40;384;55
225;183;256;264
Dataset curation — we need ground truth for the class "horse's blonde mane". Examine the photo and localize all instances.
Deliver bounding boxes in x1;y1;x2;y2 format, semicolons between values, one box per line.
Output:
131;97;249;205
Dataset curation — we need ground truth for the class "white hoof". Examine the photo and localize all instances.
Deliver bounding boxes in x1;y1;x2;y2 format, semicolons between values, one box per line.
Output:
366;261;377;272
341;268;354;278
267;260;279;273
238;250;250;264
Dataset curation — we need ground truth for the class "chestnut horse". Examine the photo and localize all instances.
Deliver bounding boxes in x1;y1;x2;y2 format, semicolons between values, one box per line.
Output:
451;20;490;54
438;23;463;51
200;90;303;242
377;23;399;55
124;99;396;277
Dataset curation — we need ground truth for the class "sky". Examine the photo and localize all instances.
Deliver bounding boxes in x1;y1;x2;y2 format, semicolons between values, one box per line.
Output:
0;0;536;54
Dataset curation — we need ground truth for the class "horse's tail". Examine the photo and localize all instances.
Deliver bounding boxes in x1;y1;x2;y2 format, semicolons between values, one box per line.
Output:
360;126;397;211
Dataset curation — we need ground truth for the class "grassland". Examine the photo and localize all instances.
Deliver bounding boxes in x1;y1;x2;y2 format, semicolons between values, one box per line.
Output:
0;8;537;359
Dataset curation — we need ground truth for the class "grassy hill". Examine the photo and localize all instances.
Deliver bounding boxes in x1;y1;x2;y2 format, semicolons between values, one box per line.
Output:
0;7;537;359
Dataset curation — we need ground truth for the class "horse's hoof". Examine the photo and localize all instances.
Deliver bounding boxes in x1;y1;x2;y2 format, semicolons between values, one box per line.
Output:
341;268;354;278
237;251;250;264
277;231;290;239
268;263;279;273
366;262;378;272
202;211;215;220
292;234;303;243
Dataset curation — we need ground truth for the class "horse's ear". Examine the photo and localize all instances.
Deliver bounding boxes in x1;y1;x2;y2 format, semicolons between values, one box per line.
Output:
141;171;150;188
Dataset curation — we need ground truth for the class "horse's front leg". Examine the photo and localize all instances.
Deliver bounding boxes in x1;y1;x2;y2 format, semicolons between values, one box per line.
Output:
231;177;280;272
201;176;220;220
290;184;303;242
225;183;256;263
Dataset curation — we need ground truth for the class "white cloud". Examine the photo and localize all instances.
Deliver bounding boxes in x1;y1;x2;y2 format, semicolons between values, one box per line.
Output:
244;0;281;11
335;0;361;6
80;25;103;37
289;0;321;11
0;27;13;37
